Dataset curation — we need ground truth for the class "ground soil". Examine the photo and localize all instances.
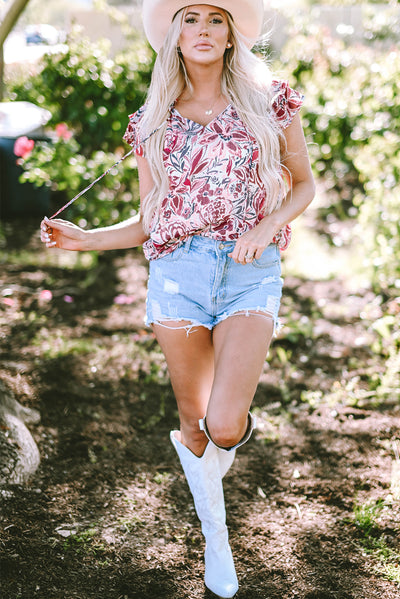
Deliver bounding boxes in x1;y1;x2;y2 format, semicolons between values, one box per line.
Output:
1;219;400;599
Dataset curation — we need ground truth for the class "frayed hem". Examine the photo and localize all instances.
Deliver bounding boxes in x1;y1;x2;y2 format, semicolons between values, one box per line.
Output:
146;318;213;336
145;309;281;337
215;308;282;337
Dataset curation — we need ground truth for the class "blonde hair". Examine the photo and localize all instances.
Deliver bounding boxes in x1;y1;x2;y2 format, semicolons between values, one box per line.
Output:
139;8;286;233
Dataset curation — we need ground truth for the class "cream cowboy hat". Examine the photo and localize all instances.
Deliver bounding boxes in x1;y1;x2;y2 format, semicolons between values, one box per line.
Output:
142;0;264;52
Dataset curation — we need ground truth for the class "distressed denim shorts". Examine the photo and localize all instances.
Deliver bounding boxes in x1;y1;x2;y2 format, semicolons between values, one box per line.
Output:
145;235;283;334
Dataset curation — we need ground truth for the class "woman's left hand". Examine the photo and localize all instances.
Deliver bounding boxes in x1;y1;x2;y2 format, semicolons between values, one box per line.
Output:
228;220;276;265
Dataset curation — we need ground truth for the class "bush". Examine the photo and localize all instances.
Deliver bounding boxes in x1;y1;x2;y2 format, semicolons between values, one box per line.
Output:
7;27;154;226
278;10;400;292
15;127;140;227
276;8;400;401
351;51;400;292
279;23;364;207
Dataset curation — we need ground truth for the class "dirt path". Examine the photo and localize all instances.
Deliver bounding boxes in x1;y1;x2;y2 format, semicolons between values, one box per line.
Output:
1;221;400;599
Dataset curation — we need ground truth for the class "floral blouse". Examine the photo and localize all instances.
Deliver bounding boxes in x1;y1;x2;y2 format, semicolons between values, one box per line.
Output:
123;80;303;261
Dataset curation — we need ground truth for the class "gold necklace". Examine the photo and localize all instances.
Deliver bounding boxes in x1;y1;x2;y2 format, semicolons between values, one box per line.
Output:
203;94;222;116
181;93;222;116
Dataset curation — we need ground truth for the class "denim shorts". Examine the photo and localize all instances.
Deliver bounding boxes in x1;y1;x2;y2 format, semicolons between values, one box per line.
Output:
145;235;283;333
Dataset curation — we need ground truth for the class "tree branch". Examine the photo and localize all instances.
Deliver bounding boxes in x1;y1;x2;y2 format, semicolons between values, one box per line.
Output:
0;0;31;100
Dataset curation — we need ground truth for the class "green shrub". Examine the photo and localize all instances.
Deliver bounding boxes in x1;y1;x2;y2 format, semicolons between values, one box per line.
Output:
8;28;154;153
278;13;400;292
279;24;364;205
7;27;154;226
16;130;140;227
276;10;400;402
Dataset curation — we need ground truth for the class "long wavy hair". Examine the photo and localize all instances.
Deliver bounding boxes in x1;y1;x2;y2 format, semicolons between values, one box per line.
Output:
139;7;286;233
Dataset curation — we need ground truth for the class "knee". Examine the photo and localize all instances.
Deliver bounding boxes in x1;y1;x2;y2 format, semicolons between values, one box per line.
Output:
205;417;246;449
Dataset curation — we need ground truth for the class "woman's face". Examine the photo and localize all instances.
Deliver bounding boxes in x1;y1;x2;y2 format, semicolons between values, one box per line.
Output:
178;4;230;67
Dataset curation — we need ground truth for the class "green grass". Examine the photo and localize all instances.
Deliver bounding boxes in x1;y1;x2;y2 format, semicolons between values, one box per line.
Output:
354;499;386;537
62;527;106;556
352;498;400;585
1;248;98;270
32;330;97;359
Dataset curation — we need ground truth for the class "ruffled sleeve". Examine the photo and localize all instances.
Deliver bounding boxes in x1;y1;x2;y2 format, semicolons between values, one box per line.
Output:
272;80;304;129
123;105;146;156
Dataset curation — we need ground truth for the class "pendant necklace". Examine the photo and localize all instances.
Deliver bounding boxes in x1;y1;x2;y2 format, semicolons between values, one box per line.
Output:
204;94;222;115
180;93;222;116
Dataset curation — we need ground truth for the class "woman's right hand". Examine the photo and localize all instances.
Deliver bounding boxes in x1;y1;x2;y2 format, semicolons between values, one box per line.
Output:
40;216;87;251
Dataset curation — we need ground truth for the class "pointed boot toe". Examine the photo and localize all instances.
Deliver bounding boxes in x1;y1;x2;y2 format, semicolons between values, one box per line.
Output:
204;546;238;597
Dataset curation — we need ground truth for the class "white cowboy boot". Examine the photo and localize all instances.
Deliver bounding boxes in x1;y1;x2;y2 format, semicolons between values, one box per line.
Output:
170;431;238;599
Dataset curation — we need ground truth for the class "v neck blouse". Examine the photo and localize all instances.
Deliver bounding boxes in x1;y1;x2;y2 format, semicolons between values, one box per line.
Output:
123;80;303;261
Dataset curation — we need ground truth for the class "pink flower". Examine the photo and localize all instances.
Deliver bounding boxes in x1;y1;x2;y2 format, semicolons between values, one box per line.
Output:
114;294;135;305
55;123;72;140
63;295;74;303
14;136;35;158
40;289;53;301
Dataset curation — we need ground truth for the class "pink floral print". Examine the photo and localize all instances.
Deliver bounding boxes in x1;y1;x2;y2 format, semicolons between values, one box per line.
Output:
123;80;303;260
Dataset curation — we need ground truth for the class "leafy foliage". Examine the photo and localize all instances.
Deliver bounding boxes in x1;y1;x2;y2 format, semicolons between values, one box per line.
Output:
7;27;154;226
279;11;400;293
276;8;400;404
17;130;140;227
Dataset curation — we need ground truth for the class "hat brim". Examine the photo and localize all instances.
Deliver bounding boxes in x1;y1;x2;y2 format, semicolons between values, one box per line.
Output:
142;0;264;52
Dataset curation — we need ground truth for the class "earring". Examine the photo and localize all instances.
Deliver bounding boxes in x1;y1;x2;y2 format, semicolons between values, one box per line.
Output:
177;45;181;53
226;42;232;48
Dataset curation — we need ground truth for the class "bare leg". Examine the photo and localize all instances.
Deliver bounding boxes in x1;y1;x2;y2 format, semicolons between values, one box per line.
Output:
206;313;275;448
154;312;274;452
154;314;274;599
153;322;213;456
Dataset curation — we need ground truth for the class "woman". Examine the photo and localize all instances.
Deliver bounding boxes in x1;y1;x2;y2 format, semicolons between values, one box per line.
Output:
41;2;315;596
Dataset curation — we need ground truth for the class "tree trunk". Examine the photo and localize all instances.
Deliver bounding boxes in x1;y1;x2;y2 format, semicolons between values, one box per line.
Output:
0;0;31;100
0;380;40;485
0;44;4;102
